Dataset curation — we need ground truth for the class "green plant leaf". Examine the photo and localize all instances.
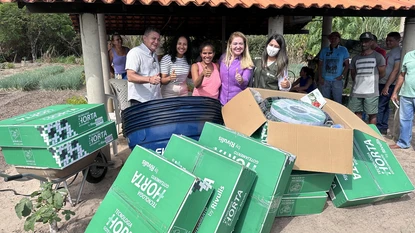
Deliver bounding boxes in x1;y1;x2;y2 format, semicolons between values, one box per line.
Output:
62;210;75;221
30;190;40;198
53;192;64;209
38;206;55;220
24;214;36;231
41;189;52;200
15;198;32;219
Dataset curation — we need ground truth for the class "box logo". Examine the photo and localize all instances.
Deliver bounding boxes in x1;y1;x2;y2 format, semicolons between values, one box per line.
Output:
213;147;258;171
105;209;133;233
22;149;36;165
278;200;294;216
131;171;167;208
223;190;245;226
363;139;393;175
9;127;23;145
171;226;190;233
89;130;108;146
288;178;304;193
79;111;98;127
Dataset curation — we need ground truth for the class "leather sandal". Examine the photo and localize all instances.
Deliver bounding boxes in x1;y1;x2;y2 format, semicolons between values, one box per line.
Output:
389;144;402;149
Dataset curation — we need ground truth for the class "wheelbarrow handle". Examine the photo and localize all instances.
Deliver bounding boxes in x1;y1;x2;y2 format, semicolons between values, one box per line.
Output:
4;174;23;182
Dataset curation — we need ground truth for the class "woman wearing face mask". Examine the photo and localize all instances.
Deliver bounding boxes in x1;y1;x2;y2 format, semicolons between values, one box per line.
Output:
252;33;291;90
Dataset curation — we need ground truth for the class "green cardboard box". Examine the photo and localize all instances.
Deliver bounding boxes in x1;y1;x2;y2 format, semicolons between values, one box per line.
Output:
276;191;328;217
2;121;117;169
163;135;256;233
285;171;334;194
198;122;296;233
329;125;414;208
0;104;107;148
86;145;213;233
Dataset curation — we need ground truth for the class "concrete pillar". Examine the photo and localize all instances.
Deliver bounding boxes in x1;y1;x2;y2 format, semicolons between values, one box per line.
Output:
97;14;114;112
80;14;111;161
392;17;415;140
80;13;106;105
268;16;284;36
321;16;333;49
399;17;405;34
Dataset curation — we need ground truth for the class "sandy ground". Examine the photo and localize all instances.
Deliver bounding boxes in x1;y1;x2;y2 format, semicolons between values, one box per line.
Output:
0;65;414;232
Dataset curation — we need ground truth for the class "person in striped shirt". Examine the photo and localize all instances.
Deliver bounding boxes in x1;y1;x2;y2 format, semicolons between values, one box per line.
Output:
160;35;192;98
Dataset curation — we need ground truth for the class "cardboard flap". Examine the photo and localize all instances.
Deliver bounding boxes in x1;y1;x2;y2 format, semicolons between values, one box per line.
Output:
323;98;384;141
222;89;266;136
267;122;353;174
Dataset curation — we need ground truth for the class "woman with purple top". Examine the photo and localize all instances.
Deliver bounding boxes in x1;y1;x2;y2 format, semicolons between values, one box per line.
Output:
109;33;130;79
219;31;254;105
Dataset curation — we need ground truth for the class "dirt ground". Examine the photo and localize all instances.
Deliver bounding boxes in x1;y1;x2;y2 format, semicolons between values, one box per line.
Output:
0;64;414;233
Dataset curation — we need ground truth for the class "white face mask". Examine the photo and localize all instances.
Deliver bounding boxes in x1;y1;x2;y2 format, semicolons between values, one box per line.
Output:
267;46;280;57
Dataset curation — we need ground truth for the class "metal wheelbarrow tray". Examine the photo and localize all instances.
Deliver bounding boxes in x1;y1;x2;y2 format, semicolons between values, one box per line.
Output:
2;149;109;206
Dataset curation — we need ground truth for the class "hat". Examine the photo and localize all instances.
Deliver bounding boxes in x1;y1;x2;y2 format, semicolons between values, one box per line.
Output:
328;32;341;38
360;32;374;41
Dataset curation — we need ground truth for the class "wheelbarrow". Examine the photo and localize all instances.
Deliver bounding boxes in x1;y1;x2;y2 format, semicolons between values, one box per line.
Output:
0;149;109;206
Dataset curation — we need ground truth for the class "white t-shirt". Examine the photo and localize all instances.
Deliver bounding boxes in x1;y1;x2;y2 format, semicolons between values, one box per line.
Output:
125;43;162;102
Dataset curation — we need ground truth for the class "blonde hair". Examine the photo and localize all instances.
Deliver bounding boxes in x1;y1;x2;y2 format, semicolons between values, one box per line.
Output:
224;32;254;69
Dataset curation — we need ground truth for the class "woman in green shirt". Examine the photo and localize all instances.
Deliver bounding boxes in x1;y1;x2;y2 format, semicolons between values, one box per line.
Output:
251;33;291;90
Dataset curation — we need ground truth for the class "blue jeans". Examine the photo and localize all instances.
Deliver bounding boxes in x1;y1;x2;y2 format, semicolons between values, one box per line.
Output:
397;96;415;148
377;84;395;131
320;79;343;104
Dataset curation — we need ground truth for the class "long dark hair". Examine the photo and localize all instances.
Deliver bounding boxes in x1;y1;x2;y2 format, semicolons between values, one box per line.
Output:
261;33;288;77
169;35;192;65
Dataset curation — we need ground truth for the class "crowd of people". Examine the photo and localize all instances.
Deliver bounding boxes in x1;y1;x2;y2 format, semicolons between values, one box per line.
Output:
109;26;301;107
108;26;415;150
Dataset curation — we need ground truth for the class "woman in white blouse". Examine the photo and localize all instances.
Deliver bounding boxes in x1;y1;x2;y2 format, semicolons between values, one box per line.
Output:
160;35;192;98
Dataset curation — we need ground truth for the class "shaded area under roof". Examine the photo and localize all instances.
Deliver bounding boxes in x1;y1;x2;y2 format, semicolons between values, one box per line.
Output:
3;0;414;37
69;15;312;37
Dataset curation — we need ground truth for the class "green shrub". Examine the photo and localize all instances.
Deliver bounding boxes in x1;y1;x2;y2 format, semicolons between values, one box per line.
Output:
40;66;84;90
66;95;87;105
247;35;267;58
50;56;83;64
0;65;65;91
6;62;15;69
0;62;15;69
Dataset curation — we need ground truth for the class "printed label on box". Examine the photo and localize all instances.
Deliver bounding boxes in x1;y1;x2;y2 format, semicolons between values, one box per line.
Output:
8;127;23;145
22;149;36;166
287;177;305;193
278;200;294;216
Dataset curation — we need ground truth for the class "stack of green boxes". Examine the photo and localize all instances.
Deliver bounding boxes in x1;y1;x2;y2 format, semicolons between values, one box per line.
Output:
0;104;117;169
86;146;214;232
163;135;257;232
329;125;414;207
197;122;296;233
277;171;334;216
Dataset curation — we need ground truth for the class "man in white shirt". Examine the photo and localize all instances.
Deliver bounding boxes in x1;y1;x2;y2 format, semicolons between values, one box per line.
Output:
126;27;162;104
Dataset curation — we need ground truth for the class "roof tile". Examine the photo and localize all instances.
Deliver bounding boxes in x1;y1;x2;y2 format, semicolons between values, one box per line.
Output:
1;0;415;10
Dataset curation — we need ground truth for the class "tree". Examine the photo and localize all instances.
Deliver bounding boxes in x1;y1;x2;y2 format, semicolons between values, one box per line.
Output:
0;4;81;62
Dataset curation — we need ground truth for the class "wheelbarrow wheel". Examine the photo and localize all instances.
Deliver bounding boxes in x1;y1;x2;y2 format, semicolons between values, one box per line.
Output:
84;151;108;183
